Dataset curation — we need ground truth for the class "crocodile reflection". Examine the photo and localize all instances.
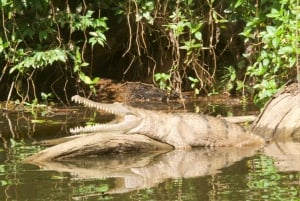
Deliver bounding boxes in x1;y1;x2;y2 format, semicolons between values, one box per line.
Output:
27;146;259;194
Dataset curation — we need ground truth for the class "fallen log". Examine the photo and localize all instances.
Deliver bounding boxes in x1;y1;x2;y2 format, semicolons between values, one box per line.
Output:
25;133;172;162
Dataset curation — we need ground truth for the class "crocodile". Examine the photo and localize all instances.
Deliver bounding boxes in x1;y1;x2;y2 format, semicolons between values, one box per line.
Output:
70;95;265;149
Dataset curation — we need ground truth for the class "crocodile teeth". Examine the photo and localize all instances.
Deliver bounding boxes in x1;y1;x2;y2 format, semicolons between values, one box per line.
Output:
69;123;119;134
69;126;84;133
70;124;99;134
71;95;116;115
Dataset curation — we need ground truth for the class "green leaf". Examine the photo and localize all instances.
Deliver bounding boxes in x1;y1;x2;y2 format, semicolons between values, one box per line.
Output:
188;76;199;83
92;77;100;83
234;0;243;8
262;58;269;67
278;46;294;55
79;73;93;85
190;23;202;34
0;37;3;53
39;30;49;41
266;26;276;35
266;8;280;18
271;38;279;48
194;32;202;41
81;62;89;67
95;17;108;29
230;72;236;81
79;73;99;85
89;30;107;47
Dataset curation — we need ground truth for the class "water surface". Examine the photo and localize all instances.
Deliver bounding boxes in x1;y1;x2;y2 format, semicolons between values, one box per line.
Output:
0;101;300;201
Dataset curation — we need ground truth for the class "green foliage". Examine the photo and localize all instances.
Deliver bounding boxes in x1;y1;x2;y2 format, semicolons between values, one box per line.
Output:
221;66;237;92
41;92;53;104
215;0;299;106
154;73;171;91
0;0;108;103
135;1;155;24
188;76;200;95
70;10;108;47
163;5;208;92
72;48;100;94
116;0;226;94
9;49;68;74
239;0;299;106
0;0;298;106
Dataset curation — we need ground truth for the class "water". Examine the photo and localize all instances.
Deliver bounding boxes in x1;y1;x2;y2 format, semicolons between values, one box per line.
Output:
1;102;300;201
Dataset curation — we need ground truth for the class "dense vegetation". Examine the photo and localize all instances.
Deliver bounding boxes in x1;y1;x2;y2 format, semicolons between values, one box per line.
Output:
0;0;299;106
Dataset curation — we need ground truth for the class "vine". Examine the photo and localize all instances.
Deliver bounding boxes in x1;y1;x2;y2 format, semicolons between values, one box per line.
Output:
118;0;227;95
0;0;108;104
0;0;298;106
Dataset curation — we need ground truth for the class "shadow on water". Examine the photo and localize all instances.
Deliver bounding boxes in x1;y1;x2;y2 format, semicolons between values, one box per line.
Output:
1;100;300;200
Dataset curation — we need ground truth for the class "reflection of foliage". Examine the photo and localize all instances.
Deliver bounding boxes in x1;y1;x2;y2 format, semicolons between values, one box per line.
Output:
71;181;111;200
247;154;300;200
202;154;300;201
247;155;279;189
7;139;42;161
0;139;42;187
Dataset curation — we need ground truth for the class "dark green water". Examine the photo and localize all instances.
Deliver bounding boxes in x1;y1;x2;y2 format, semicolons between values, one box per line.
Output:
1;103;300;201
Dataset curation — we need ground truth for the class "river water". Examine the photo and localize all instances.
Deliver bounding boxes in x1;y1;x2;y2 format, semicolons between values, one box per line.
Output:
0;100;300;201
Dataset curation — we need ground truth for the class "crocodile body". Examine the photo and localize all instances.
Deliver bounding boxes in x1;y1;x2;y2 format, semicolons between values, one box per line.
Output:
71;95;264;149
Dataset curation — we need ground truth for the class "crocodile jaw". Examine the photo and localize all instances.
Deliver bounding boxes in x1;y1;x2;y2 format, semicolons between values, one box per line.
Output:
71;95;135;115
70;95;142;134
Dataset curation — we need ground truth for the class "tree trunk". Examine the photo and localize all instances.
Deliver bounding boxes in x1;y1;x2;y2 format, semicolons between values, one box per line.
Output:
252;83;300;141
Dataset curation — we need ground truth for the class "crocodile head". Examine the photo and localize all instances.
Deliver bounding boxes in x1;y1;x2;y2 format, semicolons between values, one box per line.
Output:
70;95;143;134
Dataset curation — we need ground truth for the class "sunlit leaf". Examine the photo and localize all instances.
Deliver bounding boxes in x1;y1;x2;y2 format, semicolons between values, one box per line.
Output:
278;46;294;55
194;32;202;41
79;73;93;85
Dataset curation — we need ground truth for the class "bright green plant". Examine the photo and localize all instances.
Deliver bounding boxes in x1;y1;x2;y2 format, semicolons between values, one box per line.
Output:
72;48;100;94
118;0;229;95
41;92;53;104
154;73;171;91
188;76;200;95
164;7;208;93
1;0;298;106
221;65;237;93
0;1;108;103
135;1;155;24
9;48;68;74
240;0;299;106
